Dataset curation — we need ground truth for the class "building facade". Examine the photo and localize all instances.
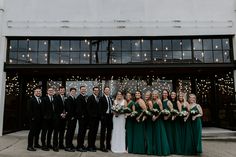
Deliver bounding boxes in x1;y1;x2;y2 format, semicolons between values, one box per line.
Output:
0;0;236;135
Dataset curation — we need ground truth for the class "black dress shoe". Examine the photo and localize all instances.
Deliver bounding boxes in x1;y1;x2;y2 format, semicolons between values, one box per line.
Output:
34;144;41;148
65;147;75;152
42;146;50;151
27;147;36;151
100;148;108;152
47;145;53;149
53;147;59;152
59;145;65;149
87;147;96;152
77;147;87;152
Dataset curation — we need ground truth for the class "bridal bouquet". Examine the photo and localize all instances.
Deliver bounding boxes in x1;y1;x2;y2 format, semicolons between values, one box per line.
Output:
171;109;179;116
161;109;171;116
190;109;199;116
179;110;188;117
150;108;160;116
111;104;123;117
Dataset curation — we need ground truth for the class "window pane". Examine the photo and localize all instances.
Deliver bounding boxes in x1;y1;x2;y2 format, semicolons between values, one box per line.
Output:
60;51;70;64
100;51;108;64
193;39;203;50
213;39;222;50
61;40;70;51
141;40;151;50
70;40;80;51
152;40;162;51
153;50;162;63
163;40;171;51
50;51;60;64
9;40;18;51
122;40;131;51
81;40;90;51
18;52;28;64
222;39;230;50
9;51;18;64
163;51;172;62
132;51;142;62
29;40;38;51
18;40;28;51
194;51;204;63
131;40;141;51
203;39;212;50
214;51;223;63
70;52;80;64
172;40;181;50
38;52;48;64
30;51;38;64
182;40;191;50
111;51;121;64
79;52;90;64
50;40;60;51
223;50;230;63
112;40;121;51
204;51;213;63
173;51;182;62
38;40;48;51
122;51;132;64
142;51;151;62
101;40;108;51
183;51;192;63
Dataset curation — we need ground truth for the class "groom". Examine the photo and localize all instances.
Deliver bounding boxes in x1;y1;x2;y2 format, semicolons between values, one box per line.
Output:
99;86;113;152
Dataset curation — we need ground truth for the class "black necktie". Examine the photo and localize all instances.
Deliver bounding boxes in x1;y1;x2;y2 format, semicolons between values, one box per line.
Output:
108;97;111;114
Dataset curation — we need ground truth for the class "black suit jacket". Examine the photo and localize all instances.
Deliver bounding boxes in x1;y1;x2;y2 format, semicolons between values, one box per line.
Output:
99;95;113;116
41;96;57;120
65;96;77;120
76;94;88;119
87;94;100;118
54;94;66;116
28;96;42;121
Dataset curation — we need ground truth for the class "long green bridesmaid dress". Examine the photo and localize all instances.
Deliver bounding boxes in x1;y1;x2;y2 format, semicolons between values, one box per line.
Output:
153;102;170;156
191;104;202;155
132;101;146;154
162;99;175;154
146;107;154;155
126;100;134;153
171;100;182;154
180;104;195;155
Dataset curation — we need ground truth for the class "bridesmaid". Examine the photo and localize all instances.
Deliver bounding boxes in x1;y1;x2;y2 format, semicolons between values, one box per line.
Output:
162;90;175;154
177;92;194;155
189;94;203;155
170;91;182;154
152;90;170;156
144;91;154;155
132;91;147;154
125;92;135;153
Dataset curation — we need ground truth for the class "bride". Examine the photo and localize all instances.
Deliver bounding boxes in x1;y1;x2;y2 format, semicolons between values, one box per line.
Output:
111;91;127;153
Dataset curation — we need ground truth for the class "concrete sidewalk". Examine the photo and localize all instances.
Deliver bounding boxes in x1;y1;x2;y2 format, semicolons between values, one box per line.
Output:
0;129;236;157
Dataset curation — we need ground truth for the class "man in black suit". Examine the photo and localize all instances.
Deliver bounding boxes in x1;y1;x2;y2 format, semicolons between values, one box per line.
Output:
52;86;67;152
27;87;42;151
87;86;100;152
54;86;67;150
65;88;77;152
76;85;89;152
99;86;113;152
41;87;55;151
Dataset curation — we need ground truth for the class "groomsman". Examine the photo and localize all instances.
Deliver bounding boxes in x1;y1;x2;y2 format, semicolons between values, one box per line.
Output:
99;86;113;152
65;88;77;152
87;86;100;152
41;87;56;151
27;87;42;151
53;86;67;151
76;85;89;152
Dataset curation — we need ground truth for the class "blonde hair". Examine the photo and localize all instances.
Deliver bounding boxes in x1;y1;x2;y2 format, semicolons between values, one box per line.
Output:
189;94;196;103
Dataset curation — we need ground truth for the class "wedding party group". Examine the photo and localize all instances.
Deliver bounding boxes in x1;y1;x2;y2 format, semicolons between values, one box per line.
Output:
27;85;203;156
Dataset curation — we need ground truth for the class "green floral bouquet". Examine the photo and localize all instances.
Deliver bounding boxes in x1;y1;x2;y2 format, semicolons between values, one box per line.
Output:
179;110;188;117
190;109;199;116
150;108;160;116
171;109;179;116
161;109;171;116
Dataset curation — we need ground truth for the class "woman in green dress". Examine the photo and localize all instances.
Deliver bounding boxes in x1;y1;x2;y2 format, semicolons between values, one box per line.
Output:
170;91;182;154
144;91;154;155
132;91;147;154
189;94;203;155
177;92;194;155
152;90;170;156
125;92;135;153
162;90;175;154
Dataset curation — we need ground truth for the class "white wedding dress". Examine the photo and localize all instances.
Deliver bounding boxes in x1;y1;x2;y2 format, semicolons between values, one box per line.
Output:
111;99;126;153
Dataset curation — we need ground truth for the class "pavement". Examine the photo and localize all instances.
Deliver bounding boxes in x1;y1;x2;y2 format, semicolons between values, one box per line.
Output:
0;128;236;157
